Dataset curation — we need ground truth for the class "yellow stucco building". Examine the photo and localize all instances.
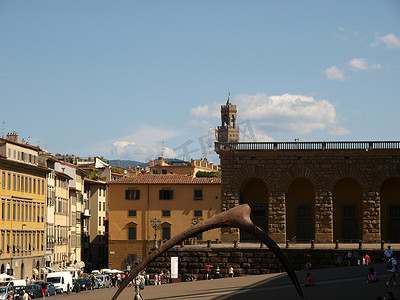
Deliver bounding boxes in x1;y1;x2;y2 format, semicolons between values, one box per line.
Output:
108;174;221;270
0;133;48;279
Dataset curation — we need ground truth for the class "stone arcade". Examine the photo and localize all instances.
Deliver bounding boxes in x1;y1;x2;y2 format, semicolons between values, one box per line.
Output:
215;96;400;244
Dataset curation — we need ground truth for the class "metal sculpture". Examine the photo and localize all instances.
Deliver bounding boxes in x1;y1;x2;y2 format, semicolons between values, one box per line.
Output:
111;204;304;300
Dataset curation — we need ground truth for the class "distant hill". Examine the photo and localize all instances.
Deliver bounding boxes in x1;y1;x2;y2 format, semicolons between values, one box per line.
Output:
109;160;148;169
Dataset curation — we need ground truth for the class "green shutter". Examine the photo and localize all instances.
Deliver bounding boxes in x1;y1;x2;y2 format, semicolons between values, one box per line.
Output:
128;227;137;240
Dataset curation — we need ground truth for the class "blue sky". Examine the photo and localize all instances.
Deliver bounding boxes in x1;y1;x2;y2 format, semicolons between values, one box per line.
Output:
1;1;399;164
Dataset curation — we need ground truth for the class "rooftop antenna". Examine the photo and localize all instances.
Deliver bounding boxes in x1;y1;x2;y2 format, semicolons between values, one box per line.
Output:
1;121;6;138
161;141;165;157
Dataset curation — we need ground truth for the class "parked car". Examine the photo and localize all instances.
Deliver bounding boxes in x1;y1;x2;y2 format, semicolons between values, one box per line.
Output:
96;275;111;288
72;279;81;293
77;278;92;291
25;284;43;299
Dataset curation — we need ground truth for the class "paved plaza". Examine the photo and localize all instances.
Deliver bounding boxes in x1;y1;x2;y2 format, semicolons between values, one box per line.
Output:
51;262;394;300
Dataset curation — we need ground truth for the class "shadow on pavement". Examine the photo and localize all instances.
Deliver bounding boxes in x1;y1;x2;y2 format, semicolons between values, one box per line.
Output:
217;263;391;300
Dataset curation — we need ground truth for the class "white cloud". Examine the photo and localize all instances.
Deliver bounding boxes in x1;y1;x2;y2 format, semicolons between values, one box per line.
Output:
371;33;400;49
348;58;382;71
324;66;345;81
110;127;181;161
189;93;349;137
328;126;351;136
190;103;220;119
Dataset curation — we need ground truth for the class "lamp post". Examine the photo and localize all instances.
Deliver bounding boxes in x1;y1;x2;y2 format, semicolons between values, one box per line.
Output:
150;218;161;250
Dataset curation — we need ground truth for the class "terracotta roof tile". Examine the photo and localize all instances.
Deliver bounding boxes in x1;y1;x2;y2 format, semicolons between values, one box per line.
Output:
109;174;221;185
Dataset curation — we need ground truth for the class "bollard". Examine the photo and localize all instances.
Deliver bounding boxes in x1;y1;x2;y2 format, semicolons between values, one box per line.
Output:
381;240;385;250
311;240;315;249
286;240;290;249
234;240;238;248
207;240;211;248
358;240;362;250
335;240;339;249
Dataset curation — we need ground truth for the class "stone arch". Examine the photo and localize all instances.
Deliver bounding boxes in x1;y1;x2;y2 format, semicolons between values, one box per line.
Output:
278;165;320;192
326;165;369;193
231;166;274;192
333;177;363;241
286;178;316;242
380;176;400;241
374;164;400;191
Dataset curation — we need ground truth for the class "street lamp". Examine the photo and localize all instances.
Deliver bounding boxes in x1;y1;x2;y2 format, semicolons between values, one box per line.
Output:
150;217;161;249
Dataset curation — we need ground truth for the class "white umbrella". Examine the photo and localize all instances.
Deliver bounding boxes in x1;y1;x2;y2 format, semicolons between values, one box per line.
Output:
107;269;123;274
0;273;15;281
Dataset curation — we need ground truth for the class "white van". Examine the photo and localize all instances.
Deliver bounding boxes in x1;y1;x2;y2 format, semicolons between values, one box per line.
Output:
46;272;73;294
9;279;26;287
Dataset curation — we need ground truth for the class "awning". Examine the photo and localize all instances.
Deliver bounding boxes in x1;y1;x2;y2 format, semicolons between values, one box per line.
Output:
73;261;85;269
32;268;39;275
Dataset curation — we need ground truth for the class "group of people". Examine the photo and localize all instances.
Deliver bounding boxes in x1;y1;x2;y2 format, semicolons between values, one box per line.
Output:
154;270;170;285
337;250;372;267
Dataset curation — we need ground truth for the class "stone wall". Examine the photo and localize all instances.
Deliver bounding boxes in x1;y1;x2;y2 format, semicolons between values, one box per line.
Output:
145;246;386;281
218;150;400;243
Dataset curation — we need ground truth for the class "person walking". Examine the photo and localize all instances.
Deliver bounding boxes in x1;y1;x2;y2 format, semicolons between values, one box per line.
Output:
228;266;234;278
386;256;398;287
385;245;394;261
346;250;353;266
365;253;371;265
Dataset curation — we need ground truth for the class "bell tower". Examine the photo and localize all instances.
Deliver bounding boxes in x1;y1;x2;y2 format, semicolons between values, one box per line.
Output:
217;92;239;143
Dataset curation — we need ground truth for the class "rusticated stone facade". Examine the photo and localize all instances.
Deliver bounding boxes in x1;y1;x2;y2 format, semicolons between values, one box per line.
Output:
216;145;400;244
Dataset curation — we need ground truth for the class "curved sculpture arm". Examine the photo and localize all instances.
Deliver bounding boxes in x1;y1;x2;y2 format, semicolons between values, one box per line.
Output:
111;204;303;300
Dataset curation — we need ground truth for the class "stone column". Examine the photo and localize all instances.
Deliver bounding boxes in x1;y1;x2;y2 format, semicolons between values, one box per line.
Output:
268;192;286;243
221;187;240;242
315;192;333;243
362;192;380;243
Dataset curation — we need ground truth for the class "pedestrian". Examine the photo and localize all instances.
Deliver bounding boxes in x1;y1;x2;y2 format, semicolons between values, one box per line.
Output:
154;273;159;285
215;266;221;279
385;245;394;261
22;290;31;300
41;281;46;298
346;250;352;266
386;256;398;287
353;251;360;265
145;273;150;286
133;276;143;300
365;253;371;265
228;266;234;278
205;264;213;280
303;273;315;287
336;255;343;267
385;291;397;300
304;261;312;271
366;267;378;283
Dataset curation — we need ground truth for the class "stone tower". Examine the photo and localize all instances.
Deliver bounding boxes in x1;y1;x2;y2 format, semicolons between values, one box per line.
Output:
217;92;239;143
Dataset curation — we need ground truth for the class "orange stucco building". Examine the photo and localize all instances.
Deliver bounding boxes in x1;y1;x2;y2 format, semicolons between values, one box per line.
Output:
108;174;221;270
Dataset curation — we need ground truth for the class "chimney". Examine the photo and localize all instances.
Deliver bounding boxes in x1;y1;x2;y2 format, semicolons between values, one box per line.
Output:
158;156;164;166
6;132;19;143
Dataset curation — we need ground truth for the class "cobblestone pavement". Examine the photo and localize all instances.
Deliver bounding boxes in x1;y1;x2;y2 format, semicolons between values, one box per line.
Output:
52;263;393;300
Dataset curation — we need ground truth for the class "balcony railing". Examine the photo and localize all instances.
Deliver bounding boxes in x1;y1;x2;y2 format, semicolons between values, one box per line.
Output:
215;141;400;152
